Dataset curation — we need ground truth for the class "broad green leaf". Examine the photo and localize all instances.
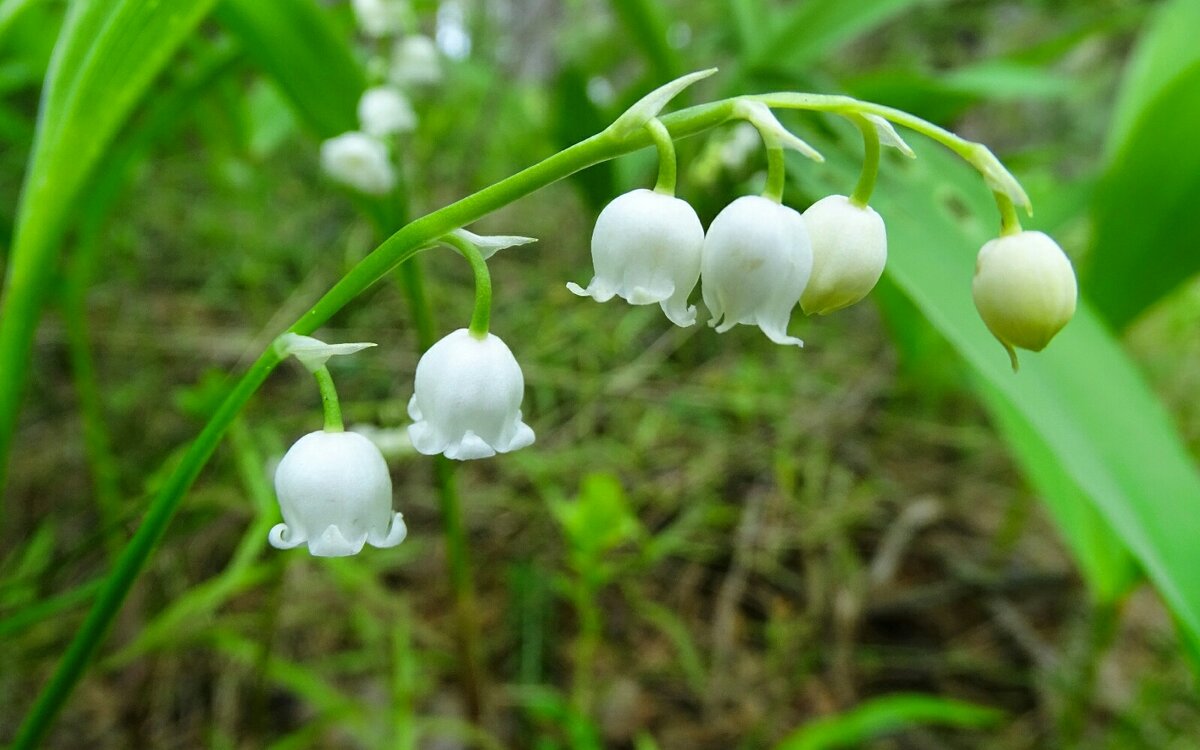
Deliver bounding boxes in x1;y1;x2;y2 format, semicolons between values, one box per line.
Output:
215;0;365;139
800;135;1200;647
1084;0;1200;327
976;382;1138;602
775;693;1003;750
1106;0;1200;159
0;0;219;491
872;258;1136;602
752;0;941;72
1085;64;1200;327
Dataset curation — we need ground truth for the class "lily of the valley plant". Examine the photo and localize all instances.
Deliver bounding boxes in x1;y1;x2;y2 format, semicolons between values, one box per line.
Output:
16;67;1080;749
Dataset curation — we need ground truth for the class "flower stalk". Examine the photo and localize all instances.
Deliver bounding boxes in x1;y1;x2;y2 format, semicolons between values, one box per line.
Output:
441;232;493;338
645;117;677;195
849;114;881;208
312;366;344;432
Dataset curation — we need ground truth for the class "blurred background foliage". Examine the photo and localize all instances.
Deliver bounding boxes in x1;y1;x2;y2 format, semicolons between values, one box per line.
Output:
1;0;1199;747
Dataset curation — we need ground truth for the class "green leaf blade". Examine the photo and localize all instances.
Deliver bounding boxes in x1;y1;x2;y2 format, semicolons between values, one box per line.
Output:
0;0;220;492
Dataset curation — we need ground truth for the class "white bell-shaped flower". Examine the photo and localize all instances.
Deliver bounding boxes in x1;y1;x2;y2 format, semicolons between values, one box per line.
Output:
390;35;442;87
566;189;705;327
407;329;535;460
701;195;813;346
270;430;407;557
972;230;1077;370
351;0;407;38
800;195;887;315
358;86;417;137
320;132;396;195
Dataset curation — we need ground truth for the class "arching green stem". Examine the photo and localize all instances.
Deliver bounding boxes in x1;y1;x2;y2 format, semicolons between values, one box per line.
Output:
442;233;493;338
312;366;344;432
995;192;1023;236
756;93;1032;223
849;114;880;207
645;117;677;195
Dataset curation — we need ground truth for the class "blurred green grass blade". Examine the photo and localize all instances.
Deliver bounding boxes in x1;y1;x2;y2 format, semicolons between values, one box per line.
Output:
216;0;365;138
607;0;682;81
0;0;38;43
1085;64;1200;327
775;693;1003;750
752;0;936;71
0;0;219;494
553;64;617;211
976;382;1138;603
803;137;1200;647
940;61;1075;101
1106;0;1200;159
730;0;769;57
0;578;100;639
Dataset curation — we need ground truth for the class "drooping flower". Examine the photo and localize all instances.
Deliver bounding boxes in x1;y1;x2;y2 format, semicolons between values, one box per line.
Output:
270;430;407;556
701;195;813;346
320;132;396;195
351;0;407;38
800;195;887;315
407;329;535;460
358;86;417;137
390;35;442;87
567;189;706;327
972;230;1077;370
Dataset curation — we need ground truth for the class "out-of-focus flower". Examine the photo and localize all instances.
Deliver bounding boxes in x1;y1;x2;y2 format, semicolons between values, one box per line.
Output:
390;35;442;87
351;0;408;38
407;329;535;460
972;230;1077;370
270;430;407;556
567;189;706;327
800;195;887;315
350;424;413;460
320;132;396;195
701;195;812;346
358;86;417;137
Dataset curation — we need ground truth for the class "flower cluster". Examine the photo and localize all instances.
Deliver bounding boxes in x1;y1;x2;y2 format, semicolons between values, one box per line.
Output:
321;0;441;195
571;77;1075;368
272;70;1078;558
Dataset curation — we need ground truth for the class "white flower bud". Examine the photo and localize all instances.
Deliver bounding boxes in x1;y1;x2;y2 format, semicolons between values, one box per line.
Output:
800;195;887;315
407;329;535;460
358;86;417;137
972;230;1077;370
351;0;407;38
701;195;812;346
270;430;407;556
390;35;442;87
320;132;396;195
567;189;705;327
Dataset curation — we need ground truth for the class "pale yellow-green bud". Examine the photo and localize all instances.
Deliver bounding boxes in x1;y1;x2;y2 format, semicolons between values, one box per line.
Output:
800;195;887;315
971;230;1077;371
